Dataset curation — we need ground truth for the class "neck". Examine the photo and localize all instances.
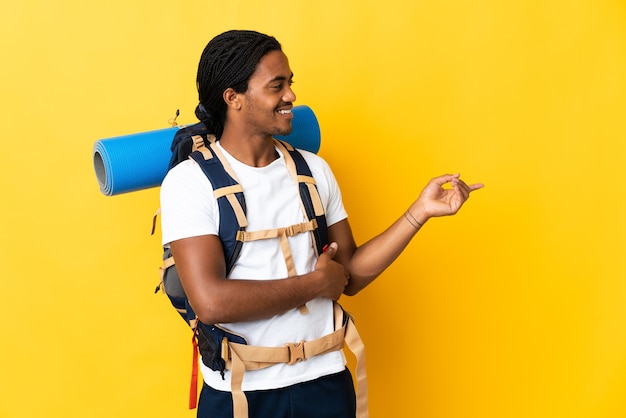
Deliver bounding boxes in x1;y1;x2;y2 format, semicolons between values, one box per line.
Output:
219;130;278;167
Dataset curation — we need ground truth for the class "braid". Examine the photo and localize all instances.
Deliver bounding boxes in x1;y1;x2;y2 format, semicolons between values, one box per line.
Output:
196;30;282;139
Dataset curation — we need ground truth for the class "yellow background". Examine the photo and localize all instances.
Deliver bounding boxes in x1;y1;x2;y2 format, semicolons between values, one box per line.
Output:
2;0;625;417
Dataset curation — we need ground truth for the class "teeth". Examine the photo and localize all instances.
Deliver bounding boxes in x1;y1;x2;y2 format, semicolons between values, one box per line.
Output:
277;109;291;114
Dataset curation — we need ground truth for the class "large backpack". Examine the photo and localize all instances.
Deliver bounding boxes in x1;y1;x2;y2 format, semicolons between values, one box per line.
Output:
153;122;331;406
154;122;368;417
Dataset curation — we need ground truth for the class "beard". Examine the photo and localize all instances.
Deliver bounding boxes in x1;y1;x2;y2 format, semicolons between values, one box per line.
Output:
271;123;293;137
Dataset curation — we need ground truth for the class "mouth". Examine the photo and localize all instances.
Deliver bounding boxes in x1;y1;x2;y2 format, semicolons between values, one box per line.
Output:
276;103;293;115
274;107;294;135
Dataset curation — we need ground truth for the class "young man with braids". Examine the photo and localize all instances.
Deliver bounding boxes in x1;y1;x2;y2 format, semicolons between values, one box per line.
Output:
160;29;483;418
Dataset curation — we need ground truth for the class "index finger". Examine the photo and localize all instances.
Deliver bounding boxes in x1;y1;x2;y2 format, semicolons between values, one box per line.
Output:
449;175;484;192
468;182;485;191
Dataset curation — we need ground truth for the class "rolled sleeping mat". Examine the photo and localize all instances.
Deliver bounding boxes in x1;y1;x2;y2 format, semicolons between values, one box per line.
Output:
93;104;321;196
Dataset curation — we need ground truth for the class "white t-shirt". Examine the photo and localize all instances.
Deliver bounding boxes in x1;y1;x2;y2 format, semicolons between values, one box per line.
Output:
160;141;348;391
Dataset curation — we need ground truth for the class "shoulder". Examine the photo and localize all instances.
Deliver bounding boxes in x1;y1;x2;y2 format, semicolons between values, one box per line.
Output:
294;148;347;225
296;148;327;165
296;149;335;182
162;159;211;190
160;160;220;245
160;159;215;210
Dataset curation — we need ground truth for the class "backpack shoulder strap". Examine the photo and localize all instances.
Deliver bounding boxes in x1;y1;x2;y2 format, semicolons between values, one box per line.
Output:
189;138;247;275
274;139;328;256
161;137;328;275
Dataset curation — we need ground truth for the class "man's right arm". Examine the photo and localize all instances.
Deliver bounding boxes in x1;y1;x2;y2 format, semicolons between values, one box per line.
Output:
170;235;348;324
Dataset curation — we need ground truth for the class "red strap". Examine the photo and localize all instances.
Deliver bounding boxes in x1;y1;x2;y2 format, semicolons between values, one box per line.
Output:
189;329;199;409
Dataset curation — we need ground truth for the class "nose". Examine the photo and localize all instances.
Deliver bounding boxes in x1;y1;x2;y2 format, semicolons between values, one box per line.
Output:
283;85;296;103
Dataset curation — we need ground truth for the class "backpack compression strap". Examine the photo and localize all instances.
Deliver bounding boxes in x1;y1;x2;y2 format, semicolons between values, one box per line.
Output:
225;302;369;418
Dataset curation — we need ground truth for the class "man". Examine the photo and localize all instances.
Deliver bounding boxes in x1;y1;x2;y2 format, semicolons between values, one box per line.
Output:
160;29;483;418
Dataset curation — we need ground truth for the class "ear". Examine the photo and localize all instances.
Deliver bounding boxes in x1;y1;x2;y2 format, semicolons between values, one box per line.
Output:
223;88;242;110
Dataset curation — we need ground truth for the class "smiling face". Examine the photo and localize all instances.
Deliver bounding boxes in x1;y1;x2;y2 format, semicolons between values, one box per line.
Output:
238;50;297;138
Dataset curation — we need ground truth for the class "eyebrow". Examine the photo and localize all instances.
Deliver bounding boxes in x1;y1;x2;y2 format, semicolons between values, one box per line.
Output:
267;73;294;84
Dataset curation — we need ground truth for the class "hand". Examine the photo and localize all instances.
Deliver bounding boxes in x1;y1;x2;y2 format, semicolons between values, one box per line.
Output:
313;242;350;300
411;174;484;221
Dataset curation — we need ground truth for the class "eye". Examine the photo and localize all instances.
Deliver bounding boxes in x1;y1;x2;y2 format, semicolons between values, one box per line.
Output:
269;79;294;90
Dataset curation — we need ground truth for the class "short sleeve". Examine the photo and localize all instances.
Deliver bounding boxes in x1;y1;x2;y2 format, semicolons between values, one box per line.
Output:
159;160;220;246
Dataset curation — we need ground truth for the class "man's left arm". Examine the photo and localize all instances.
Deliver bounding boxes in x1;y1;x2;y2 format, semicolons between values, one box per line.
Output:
329;173;484;295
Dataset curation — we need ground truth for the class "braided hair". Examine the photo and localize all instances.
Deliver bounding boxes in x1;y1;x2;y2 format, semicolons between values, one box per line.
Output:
195;30;282;139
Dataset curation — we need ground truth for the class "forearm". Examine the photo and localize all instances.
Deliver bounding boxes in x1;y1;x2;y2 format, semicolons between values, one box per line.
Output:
171;235;331;324
341;171;484;294
343;207;426;295
188;271;324;324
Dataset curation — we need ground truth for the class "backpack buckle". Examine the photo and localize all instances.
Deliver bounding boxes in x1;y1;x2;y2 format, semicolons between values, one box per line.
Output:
285;224;303;236
285;341;306;365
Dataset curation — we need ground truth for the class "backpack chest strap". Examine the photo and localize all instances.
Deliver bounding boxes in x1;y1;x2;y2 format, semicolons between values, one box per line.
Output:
235;219;317;279
236;219;318;315
235;219;318;243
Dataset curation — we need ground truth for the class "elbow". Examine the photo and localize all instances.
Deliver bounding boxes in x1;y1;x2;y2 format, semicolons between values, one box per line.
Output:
343;281;363;296
344;273;379;296
343;287;360;297
193;307;218;325
189;296;225;325
195;310;220;326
